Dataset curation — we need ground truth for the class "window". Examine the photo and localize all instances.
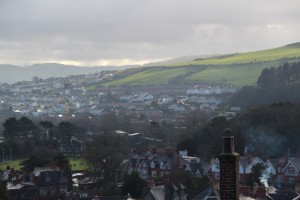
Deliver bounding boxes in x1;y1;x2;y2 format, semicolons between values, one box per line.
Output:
289;177;295;183
40;188;48;196
277;167;281;172
151;162;155;168
46;176;51;182
215;172;220;180
288;167;295;174
60;176;68;184
277;175;284;182
152;171;157;177
215;163;220;171
196;170;201;177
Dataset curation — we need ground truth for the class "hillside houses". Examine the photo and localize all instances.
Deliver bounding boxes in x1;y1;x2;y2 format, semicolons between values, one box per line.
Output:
122;148;207;181
186;85;237;96
0;74;239;130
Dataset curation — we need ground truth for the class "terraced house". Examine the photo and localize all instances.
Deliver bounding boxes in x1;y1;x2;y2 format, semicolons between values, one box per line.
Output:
123;148;206;180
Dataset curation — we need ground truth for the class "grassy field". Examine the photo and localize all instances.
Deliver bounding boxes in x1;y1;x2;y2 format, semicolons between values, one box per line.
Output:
168;43;300;66
0;159;23;170
97;43;300;87
184;62;277;86
106;67;188;86
0;157;90;171
69;157;90;171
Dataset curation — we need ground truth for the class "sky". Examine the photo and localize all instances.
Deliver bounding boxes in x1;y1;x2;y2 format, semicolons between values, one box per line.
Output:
0;0;299;67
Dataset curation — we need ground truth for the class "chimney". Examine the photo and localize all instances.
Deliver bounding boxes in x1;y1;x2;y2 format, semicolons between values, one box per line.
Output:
152;148;156;155
219;129;240;200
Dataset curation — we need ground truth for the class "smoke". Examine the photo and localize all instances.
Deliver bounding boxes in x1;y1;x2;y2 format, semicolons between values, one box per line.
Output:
244;144;255;155
259;165;273;187
242;127;286;156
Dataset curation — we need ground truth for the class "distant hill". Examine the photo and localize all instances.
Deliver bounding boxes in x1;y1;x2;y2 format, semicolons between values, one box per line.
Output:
143;55;212;67
0;63;136;84
105;42;300;86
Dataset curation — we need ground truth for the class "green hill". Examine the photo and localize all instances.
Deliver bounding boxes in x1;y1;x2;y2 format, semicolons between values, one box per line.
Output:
168;43;300;66
104;43;300;87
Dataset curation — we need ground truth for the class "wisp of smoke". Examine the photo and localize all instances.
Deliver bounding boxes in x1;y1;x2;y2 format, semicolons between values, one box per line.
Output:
259;165;273;187
242;127;286;156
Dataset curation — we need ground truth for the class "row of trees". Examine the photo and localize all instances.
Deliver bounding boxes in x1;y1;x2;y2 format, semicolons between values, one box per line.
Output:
231;61;300;107
178;102;300;160
1;117;82;157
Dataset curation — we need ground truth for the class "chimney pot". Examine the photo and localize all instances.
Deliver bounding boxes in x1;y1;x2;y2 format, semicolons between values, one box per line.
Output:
223;136;235;154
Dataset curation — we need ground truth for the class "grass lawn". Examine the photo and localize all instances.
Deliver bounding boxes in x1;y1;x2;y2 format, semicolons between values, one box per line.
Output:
105;67;188;86
0;159;23;170
0;157;90;172
69;157;90;171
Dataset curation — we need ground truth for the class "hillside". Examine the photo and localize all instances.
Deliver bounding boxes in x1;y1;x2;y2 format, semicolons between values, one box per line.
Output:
105;43;300;86
0;63;135;84
168;42;300;66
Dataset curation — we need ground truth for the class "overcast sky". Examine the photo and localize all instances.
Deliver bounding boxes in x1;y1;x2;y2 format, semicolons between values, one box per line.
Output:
0;0;299;66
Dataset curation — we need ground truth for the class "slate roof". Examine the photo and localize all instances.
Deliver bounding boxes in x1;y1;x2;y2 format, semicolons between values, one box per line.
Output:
267;191;299;200
191;186;220;200
150;185;166;200
143;182;186;200
266;158;285;167
35;170;64;186
239;156;255;169
288;158;300;171
189;162;204;176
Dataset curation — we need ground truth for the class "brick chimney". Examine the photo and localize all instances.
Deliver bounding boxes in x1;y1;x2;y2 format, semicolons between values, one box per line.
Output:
219;129;240;200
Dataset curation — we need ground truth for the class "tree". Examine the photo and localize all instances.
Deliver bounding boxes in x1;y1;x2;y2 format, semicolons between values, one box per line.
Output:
84;134;128;181
169;170;209;197
99;112;119;133
2;117;18;143
121;173;145;199
39;121;54;140
20;156;48;171
246;163;267;187
176;138;198;156
39;121;54;129
18;117;38;139
57;121;77;141
0;179;9;200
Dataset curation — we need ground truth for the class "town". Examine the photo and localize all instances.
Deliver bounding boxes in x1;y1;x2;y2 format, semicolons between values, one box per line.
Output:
2;70;300;199
0;71;238;127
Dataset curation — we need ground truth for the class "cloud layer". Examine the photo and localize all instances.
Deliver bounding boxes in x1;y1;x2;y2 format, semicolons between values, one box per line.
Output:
0;0;299;66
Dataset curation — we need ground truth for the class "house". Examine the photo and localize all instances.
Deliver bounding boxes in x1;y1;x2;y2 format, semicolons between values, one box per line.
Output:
184;162;203;178
282;158;300;187
209;155;264;184
58;137;86;156
181;155;204;178
191;186;220;200
142;183;187;200
124;148;184;180
168;104;186;112
8;183;38;200
34;168;70;198
7;167;72;200
239;156;264;184
124;148;208;181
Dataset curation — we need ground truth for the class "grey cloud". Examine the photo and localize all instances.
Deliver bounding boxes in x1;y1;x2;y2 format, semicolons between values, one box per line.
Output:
0;0;299;66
